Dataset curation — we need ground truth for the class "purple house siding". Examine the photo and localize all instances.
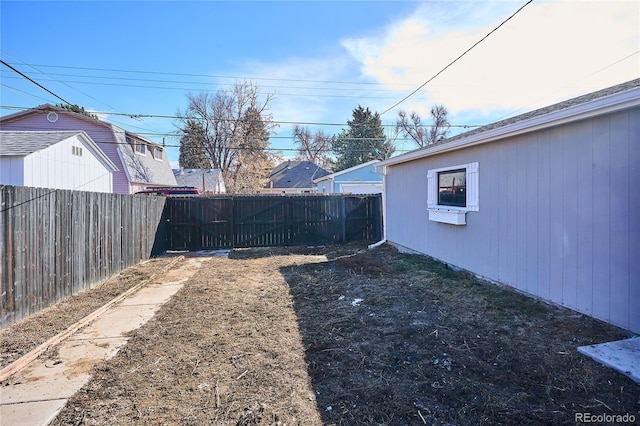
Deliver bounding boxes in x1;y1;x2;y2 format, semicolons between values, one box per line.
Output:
1;112;131;193
1;105;176;193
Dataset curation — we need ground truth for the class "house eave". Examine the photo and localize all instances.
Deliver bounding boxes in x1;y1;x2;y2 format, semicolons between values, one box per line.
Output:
76;131;119;172
378;85;640;168
313;160;380;183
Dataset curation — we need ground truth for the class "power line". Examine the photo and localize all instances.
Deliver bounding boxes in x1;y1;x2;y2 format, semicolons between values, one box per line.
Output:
0;70;415;94
0;60;73;106
5;62;395;87
1;105;483;129
1;52;121;113
380;0;534;115
0;84;54;103
0;75;404;99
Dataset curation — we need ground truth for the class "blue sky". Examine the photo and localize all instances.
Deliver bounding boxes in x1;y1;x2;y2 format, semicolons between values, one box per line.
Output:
1;1;638;166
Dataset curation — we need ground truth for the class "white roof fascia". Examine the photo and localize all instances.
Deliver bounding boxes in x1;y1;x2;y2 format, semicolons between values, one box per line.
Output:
76;131;119;172
377;86;640;168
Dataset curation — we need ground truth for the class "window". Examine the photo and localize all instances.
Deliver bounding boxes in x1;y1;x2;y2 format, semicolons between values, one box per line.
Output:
427;162;478;225
72;146;83;156
127;135;146;155
134;141;146;155
438;168;466;207
151;146;163;161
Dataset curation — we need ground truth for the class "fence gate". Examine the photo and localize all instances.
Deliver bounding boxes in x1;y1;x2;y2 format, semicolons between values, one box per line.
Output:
163;194;382;251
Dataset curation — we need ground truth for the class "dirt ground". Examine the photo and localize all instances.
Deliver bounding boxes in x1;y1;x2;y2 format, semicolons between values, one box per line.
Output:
2;243;639;425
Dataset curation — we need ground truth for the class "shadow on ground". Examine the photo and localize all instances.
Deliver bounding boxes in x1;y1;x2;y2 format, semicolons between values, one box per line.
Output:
277;243;639;425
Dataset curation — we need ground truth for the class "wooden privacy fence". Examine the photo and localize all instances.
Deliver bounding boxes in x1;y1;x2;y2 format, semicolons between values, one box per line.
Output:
163;194;383;250
0;185;166;328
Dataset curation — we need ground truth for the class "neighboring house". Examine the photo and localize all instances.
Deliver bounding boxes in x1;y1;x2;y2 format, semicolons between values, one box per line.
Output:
173;168;226;194
0;104;176;194
263;160;329;194
376;79;640;334
0;130;118;193
313;160;382;194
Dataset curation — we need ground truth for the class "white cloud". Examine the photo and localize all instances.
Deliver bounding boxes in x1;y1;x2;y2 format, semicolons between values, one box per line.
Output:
342;1;640;119
234;55;367;146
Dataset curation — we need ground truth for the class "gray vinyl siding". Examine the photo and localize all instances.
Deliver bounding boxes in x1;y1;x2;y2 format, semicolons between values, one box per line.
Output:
384;107;639;333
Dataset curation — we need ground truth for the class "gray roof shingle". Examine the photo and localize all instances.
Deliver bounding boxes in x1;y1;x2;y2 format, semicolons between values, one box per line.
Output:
266;160;330;189
173;168;225;192
0;130;86;156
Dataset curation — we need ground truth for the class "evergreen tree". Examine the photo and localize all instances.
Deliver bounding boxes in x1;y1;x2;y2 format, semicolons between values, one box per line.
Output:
227;107;276;193
178;120;210;169
331;106;394;171
56;103;98;119
176;81;276;193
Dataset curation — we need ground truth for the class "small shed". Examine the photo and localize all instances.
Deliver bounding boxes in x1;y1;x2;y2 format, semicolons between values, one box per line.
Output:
314;160;382;194
376;79;640;334
0;130;118;193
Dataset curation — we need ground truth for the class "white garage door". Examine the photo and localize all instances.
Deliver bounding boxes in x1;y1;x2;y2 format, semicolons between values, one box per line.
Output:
339;183;383;194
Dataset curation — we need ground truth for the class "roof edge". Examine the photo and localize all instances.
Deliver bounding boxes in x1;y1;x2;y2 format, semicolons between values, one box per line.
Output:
313;160;380;183
76;131;119;172
378;83;640;168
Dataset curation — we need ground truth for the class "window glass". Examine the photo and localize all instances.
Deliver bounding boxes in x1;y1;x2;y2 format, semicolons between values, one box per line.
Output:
438;168;466;207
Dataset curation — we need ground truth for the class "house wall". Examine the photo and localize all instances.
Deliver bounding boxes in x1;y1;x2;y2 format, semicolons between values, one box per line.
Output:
317;164;383;193
0;157;25;185
384;107;640;333
1;112;130;193
316;180;332;194
21;134;113;192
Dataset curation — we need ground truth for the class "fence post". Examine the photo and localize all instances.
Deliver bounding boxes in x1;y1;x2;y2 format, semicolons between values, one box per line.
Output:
340;196;347;243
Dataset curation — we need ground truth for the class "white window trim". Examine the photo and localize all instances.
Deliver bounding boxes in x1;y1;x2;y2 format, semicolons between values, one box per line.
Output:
134;142;146;155
427;162;479;225
151;146;164;161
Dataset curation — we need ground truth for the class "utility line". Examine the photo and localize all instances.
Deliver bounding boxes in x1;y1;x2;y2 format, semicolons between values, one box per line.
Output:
1;53;162;136
0;105;483;129
0;84;54;103
380;0;534;115
0;60;73;106
0;71;413;94
1;52;120;113
0;75;404;99
4;62;392;86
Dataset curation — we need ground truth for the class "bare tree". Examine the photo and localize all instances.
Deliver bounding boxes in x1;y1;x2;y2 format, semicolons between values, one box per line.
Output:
292;125;333;170
177;81;277;193
396;104;450;148
227;107;277;193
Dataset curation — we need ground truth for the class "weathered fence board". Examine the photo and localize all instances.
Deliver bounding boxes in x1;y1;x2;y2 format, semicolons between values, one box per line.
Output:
0;185;166;328
162;195;382;251
1;189;382;328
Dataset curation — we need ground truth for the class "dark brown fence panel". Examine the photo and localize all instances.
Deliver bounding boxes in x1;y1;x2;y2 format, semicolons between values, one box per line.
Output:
163;194;382;251
286;196;342;247
344;195;383;243
234;196;289;248
199;197;234;249
0;185;166;328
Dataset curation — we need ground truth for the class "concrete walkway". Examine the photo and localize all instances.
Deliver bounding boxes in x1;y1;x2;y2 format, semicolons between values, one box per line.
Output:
578;337;640;384
0;253;218;426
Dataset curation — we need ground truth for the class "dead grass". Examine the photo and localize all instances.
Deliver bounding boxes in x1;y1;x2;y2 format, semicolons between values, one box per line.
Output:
0;257;177;369
2;243;639;425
